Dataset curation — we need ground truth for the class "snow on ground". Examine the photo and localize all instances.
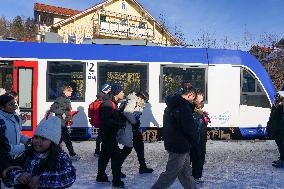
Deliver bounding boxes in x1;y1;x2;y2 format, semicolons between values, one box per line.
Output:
66;140;284;189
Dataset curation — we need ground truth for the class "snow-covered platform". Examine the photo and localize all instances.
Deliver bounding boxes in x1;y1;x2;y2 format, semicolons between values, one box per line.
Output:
68;140;284;189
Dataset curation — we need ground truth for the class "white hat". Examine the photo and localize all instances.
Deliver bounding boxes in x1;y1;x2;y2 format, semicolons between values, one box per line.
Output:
0;88;6;96
34;116;61;144
278;91;284;97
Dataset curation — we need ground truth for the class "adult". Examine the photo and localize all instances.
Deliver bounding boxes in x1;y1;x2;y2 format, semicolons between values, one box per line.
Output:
96;84;126;188
118;91;154;175
267;91;284;168
151;83;197;189
93;83;112;156
0;94;30;158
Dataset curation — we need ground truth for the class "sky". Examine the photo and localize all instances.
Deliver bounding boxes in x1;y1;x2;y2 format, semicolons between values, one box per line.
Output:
0;0;284;49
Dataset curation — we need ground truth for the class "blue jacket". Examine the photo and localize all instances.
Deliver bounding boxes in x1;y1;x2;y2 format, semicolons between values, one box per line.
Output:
163;95;198;154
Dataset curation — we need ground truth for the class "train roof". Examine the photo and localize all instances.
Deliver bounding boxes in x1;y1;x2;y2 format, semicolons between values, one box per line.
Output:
0;41;276;103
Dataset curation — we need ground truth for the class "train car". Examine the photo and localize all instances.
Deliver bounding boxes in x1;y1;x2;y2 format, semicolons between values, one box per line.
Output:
0;41;276;140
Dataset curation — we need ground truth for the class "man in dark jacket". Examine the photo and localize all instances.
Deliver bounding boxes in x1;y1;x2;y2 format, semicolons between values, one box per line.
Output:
152;83;197;189
50;85;80;161
96;84;126;188
93;83;112;156
267;92;284;168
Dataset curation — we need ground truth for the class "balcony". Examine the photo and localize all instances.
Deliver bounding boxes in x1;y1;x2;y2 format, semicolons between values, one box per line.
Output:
98;21;154;40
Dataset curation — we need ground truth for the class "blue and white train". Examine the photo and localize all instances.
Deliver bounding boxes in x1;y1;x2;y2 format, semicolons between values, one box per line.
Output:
0;41;276;140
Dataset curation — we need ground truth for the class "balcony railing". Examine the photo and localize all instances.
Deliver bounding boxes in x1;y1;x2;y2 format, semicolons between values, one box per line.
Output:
98;21;154;39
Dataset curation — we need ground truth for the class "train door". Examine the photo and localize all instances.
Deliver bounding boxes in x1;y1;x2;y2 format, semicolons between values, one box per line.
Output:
239;68;271;138
13;60;38;137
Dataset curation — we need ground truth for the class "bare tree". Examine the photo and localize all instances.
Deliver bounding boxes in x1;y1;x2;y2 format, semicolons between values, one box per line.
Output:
0;16;11;38
11;16;25;40
173;24;187;46
24;17;37;41
158;13;188;46
191;29;218;48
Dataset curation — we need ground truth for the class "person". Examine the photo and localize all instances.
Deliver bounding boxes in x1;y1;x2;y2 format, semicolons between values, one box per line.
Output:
151;83;197;189
93;83;112;157
190;89;210;183
0;94;30;159
118;91;154;175
96;84;126;188
7;91;27;123
267;91;284;168
0;110;13;188
2;116;76;189
50;85;80;161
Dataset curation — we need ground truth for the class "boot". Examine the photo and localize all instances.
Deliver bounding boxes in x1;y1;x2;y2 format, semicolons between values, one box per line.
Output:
112;180;125;188
96;173;109;183
139;166;154;174
120;172;126;178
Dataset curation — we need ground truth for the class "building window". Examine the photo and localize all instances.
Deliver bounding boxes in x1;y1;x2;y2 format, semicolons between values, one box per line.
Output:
120;19;128;25
98;63;148;97
160;66;207;102
100;15;107;22
68;34;76;44
138;22;146;29
241;68;270;108
122;2;127;10
47;61;85;101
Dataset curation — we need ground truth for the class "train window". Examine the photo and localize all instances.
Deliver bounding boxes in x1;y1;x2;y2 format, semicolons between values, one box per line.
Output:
98;63;148;97
241;69;270;108
0;61;13;92
160;66;207;102
47;61;86;102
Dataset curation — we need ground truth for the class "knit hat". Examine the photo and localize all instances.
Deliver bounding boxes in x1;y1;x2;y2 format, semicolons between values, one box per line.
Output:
180;82;195;94
111;84;123;96
136;91;149;102
34;116;61;144
101;83;111;93
0;88;6;96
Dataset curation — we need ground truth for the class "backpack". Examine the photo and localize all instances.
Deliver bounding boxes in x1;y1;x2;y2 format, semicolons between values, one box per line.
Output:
88;99;103;128
88;99;116;128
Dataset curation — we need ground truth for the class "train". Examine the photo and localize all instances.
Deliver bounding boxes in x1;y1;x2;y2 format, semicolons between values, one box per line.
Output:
0;41;276;140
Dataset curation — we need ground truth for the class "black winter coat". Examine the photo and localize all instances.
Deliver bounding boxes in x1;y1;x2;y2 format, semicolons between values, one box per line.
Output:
267;103;284;139
50;94;72;127
163;95;198;154
99;98;126;140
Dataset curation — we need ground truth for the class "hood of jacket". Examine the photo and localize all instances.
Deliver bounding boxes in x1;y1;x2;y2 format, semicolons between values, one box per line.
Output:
165;95;186;109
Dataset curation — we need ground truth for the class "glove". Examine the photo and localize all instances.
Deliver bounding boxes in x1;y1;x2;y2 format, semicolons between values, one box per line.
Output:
132;120;141;130
25;138;32;150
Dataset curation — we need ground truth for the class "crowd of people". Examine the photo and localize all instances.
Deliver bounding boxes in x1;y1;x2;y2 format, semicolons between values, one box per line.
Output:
0;81;283;188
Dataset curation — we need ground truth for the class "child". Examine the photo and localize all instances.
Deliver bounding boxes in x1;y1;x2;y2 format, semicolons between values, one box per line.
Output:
3;116;76;189
50;85;80;161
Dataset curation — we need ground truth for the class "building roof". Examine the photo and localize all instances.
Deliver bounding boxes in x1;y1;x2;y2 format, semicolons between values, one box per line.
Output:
34;3;81;17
